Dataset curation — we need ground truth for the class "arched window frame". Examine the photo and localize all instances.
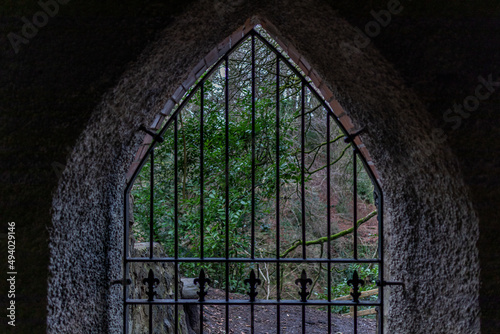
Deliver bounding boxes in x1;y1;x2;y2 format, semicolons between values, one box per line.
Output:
123;27;385;334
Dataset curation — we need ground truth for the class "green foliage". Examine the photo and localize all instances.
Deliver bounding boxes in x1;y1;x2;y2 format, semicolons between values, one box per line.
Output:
356;159;375;204
322;264;379;315
130;31;378;295
131;39;305;290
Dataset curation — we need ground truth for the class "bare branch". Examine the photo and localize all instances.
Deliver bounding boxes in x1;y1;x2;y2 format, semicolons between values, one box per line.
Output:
280;210;377;258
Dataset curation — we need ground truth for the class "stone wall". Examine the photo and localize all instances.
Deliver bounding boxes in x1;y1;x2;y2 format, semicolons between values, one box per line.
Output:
128;243;189;334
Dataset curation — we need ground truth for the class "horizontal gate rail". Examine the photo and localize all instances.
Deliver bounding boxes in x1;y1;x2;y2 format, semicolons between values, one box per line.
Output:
125;299;381;307
125;257;381;263
334;288;379;301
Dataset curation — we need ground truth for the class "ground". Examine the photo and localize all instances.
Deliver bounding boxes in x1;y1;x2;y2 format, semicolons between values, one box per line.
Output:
201;288;377;334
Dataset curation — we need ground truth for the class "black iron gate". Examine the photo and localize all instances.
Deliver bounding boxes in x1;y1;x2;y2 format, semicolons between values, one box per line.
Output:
122;28;386;334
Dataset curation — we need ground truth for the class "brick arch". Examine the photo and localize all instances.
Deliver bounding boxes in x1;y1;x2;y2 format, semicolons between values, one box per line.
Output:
48;0;480;333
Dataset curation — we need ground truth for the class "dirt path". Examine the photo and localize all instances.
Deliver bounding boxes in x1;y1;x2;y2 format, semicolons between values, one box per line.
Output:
201;289;376;334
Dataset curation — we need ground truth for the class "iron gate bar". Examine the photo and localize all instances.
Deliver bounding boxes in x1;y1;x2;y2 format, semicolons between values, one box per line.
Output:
149;304;153;333
353;149;358;260
143;269;159;334
301;80;306;260
200;83;205;260
123;27;386;334
126;257;381;263
174;115;179;334
300;79;306;334
326;105;332;334
275;55;281;334
354;305;358;333
123;172;129;334
224;55;230;334
377;190;384;334
251;33;256;333
150;149;154;259
199;82;205;333
126;299;381;307
251;32;256;262
351;270;362;332
128;257;382;264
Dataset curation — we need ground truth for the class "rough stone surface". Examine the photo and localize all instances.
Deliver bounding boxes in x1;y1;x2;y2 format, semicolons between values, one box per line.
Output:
181;278;201;334
128;243;189;334
180;278;199;300
1;0;498;333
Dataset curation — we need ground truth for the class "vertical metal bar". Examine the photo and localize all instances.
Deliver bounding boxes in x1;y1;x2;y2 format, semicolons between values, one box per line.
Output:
326;113;332;334
353;149;358;332
302;304;306;334
251;304;255;334
251;31;256;324
200;83;205;259
200;304;204;334
123;302;128;334
354;305;358;333
149;150;154;333
275;56;281;334
301;80;306;333
150;149;154;259
124;190;130;334
174;304;178;334
174;115;179;334
149;304;153;334
301;80;306;259
353;150;358;260
251;33;256;260
378;190;384;334
224;56;230;334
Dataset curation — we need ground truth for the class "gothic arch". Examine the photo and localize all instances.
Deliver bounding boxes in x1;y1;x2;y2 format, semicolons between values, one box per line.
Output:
48;0;480;333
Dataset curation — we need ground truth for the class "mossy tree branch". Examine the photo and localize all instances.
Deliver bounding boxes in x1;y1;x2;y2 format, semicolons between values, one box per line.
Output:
280;210;378;258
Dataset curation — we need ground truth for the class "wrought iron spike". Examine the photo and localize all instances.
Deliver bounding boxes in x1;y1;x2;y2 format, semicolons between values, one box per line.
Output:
194;269;211;302
244;269;262;302
142;269;160;301
347;270;365;303
295;269;313;302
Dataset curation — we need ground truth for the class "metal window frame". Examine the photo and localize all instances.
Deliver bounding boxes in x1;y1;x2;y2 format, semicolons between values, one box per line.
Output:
123;28;385;334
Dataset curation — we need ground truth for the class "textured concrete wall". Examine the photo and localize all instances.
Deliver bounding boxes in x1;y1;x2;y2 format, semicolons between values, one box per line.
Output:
128;243;189;334
1;0;498;333
47;0;480;332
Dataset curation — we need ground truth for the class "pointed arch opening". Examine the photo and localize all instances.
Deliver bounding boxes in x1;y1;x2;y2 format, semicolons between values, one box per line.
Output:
124;25;385;334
